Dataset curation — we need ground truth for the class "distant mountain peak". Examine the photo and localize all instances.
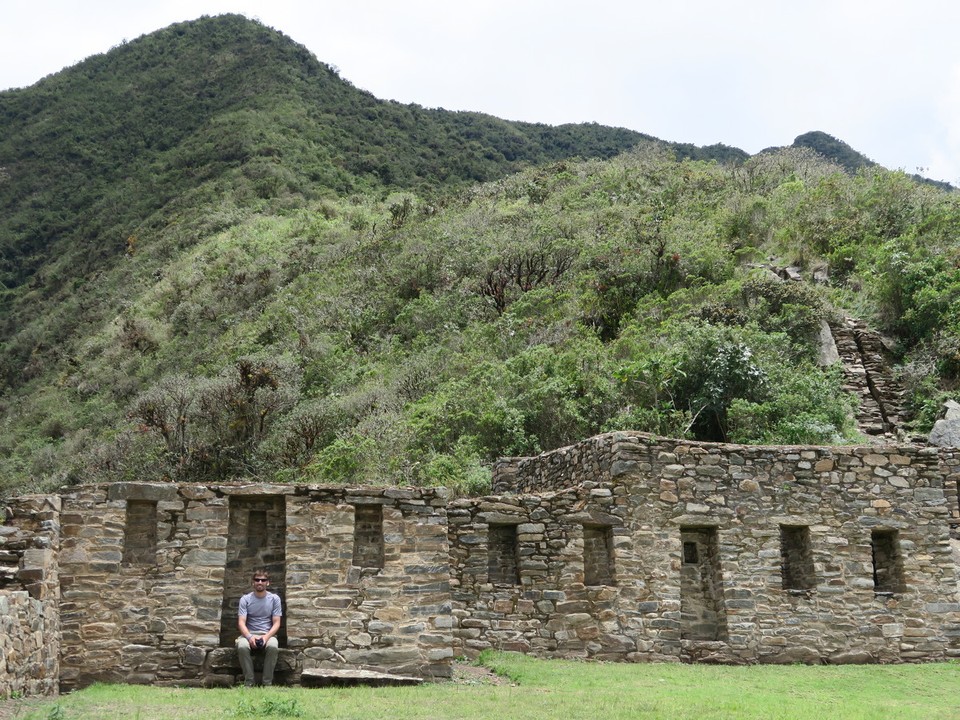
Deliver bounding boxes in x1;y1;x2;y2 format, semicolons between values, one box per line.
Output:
791;130;952;189
790;131;876;173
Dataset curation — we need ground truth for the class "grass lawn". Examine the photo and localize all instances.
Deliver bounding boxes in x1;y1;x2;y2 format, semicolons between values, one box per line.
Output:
9;652;960;720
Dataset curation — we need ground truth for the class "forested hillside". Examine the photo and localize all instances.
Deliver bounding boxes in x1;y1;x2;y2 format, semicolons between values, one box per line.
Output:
0;15;958;498
0;13;670;393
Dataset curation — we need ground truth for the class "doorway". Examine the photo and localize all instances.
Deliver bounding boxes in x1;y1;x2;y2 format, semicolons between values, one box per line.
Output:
679;527;728;641
218;495;287;646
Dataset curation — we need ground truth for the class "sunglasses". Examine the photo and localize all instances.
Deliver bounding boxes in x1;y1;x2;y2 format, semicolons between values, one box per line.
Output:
253;578;268;582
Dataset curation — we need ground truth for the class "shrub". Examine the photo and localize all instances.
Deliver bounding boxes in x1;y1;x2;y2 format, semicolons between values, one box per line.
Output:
670;324;769;441
303;436;373;483
417;445;491;496
263;396;343;467
727;364;855;445
128;354;302;479
612;321;855;444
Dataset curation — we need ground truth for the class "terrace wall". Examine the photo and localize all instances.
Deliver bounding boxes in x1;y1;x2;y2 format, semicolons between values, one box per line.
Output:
3;432;960;697
0;495;61;699
478;432;960;663
56;483;452;691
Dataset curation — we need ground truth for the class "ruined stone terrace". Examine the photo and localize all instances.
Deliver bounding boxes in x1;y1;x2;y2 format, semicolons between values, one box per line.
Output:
3;433;960;698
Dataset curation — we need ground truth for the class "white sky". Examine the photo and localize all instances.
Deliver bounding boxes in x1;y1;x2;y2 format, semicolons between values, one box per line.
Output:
2;1;959;185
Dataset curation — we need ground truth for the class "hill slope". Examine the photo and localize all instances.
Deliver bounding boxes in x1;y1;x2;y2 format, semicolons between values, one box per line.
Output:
1;15;959;498
0;14;747;396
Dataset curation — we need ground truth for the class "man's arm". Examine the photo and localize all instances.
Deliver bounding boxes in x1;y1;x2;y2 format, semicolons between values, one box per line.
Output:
237;597;256;646
238;614;254;644
263;614;281;643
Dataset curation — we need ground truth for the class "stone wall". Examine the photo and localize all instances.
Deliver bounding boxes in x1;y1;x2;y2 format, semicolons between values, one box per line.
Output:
283;486;452;679
474;432;960;664
937;449;960;532
0;495;61;699
56;482;452;691
5;431;960;697
449;483;640;660
492;432;634;495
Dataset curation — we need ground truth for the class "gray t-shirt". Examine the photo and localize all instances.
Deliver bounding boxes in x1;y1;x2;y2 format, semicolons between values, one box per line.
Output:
238;591;282;634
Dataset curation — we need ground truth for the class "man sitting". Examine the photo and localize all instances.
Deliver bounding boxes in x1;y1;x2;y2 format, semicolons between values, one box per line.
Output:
235;569;282;687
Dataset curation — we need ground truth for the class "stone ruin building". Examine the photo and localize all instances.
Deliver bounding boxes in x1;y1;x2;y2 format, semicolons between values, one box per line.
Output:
2;318;960;697
3;432;960;697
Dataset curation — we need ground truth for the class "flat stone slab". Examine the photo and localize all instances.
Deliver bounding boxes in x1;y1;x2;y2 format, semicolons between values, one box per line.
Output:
300;668;423;688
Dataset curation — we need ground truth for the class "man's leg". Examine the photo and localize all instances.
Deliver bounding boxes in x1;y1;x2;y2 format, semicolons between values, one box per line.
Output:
235;636;256;687
261;637;279;686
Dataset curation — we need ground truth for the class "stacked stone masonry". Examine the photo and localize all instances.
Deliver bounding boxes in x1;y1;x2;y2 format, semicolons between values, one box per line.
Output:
25;484;452;694
0;495;60;699
3;433;960;697
484;433;960;664
829;318;906;437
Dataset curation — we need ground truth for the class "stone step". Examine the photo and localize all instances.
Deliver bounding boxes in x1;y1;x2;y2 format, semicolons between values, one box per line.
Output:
829;317;906;438
300;668;423;688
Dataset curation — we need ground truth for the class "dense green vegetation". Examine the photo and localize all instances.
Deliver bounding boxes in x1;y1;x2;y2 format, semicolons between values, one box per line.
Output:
0;13;664;394
13;653;960;719
0;14;958;498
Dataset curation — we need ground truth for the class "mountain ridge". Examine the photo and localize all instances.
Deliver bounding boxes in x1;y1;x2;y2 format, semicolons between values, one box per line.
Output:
1;14;958;498
0;15;910;307
0;13;746;395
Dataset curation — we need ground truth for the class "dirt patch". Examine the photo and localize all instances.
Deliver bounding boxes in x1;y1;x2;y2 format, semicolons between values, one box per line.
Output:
451;661;514;686
0;695;54;719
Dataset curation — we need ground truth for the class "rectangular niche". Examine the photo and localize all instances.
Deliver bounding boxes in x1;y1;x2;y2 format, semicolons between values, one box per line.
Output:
352;504;384;569
488;523;519;585
219;495;287;646
780;525;815;591
583;525;615;586
679;527;728;641
122;500;158;565
871;529;905;594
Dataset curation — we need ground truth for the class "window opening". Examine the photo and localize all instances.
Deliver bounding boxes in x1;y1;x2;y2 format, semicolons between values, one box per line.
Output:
871;529;904;594
123;500;158;565
679;527;728;641
780;525;815;591
488;524;519;584
247;510;267;551
219;495;287;646
352;504;384;569
583;525;615;586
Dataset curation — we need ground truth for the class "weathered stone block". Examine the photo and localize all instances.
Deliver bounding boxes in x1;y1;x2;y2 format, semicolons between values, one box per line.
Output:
107;483;179;503
203;673;235;688
181;645;207;665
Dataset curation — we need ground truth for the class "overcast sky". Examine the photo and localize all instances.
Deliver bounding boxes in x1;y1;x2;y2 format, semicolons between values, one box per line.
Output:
3;1;959;185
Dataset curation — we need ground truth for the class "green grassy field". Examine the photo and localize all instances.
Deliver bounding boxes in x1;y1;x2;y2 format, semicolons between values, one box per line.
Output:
10;652;960;720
